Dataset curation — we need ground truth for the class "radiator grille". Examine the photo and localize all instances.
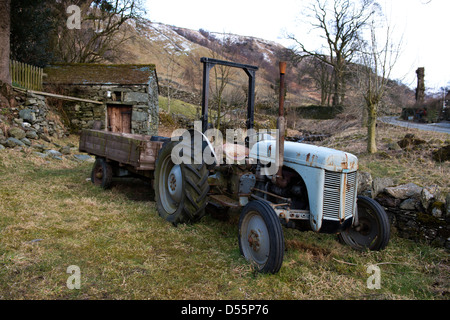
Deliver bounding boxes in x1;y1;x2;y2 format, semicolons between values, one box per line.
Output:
345;172;357;218
323;171;357;221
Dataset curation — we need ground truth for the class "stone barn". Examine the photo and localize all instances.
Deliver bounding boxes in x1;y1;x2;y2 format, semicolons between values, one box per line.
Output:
44;63;159;136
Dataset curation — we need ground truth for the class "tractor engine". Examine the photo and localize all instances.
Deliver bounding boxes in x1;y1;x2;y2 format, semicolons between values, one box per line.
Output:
249;139;359;234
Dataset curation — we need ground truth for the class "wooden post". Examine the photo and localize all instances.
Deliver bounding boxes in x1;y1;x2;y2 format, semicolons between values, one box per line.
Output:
39;67;43;90
9;59;44;90
9;59;12;84
22;62;25;88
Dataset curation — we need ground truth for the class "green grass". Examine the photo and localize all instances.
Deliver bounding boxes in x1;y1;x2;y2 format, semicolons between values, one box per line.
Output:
158;96;251;129
159;96;200;118
0;137;449;300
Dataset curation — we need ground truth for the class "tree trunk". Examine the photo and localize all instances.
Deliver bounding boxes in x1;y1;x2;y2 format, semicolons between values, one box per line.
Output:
215;97;222;131
332;73;340;107
0;0;11;85
332;69;344;107
167;84;171;113
320;90;327;106
333;68;347;108
367;103;378;154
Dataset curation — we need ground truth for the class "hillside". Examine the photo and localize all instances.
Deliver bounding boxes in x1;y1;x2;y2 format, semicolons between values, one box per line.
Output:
120;20;313;105
118;19;415;112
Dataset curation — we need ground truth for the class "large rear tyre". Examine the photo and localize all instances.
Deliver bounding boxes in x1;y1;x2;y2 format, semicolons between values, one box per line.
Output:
338;196;390;251
238;201;285;274
91;157;113;189
155;140;209;225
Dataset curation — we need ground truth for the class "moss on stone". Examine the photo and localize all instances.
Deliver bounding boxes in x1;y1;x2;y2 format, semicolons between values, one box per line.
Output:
417;211;445;226
432;145;450;162
44;63;157;85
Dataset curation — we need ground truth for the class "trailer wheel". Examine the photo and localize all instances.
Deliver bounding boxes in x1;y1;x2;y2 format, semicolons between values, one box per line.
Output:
338;196;390;251
155;140;209;225
91;157;113;189
238;201;284;274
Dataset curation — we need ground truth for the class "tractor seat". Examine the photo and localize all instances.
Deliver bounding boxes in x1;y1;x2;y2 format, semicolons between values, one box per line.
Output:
223;143;249;162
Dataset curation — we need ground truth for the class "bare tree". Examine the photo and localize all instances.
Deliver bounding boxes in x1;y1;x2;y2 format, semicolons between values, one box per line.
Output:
149;24;188;114
287;0;375;107
208;36;239;130
303;56;334;106
0;0;11;85
356;15;401;153
51;0;144;63
182;51;203;95
211;52;234;130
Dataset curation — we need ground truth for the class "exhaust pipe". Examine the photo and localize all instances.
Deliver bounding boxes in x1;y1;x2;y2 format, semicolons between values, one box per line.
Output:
272;61;287;188
278;61;286;118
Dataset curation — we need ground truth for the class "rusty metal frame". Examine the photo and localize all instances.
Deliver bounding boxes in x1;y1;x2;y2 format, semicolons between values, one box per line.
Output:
200;57;258;133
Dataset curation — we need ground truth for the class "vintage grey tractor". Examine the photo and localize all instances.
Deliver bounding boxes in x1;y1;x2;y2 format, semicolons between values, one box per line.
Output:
80;58;390;274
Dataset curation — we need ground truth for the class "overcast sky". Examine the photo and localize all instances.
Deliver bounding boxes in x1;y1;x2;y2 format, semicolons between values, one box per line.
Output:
144;0;449;92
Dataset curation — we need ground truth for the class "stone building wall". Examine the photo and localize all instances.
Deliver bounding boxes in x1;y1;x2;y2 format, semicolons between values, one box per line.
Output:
59;83;159;135
44;64;159;136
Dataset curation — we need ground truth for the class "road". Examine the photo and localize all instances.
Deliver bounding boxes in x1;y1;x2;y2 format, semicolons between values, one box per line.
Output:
379;116;450;135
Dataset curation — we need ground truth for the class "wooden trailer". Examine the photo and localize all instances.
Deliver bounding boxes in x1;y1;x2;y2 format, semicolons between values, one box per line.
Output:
79;129;168;182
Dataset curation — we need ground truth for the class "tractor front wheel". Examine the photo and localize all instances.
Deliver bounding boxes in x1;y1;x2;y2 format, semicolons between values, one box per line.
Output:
338;196;390;251
238;200;285;274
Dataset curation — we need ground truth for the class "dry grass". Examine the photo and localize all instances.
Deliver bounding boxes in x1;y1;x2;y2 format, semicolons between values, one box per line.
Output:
0;131;449;300
294;118;450;196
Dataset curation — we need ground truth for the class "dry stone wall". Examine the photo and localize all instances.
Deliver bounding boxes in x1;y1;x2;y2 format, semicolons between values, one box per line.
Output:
0;92;67;144
358;172;450;250
0;92;93;162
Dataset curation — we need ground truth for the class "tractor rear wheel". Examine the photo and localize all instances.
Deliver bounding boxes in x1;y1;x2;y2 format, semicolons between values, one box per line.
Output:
238;200;285;274
338;196;390;251
155;140;209;225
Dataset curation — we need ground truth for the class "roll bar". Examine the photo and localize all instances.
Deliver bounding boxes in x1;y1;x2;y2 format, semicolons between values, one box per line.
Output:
200;57;258;133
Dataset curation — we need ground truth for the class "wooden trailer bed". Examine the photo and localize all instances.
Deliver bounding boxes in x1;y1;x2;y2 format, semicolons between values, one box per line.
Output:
79;129;166;171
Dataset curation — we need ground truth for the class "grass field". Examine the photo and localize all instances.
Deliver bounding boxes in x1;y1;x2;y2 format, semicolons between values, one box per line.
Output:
0;130;448;301
159;96;200;118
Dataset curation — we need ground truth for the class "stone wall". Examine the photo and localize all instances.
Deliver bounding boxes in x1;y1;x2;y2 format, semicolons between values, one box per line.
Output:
0;90;94;162
44;63;160;136
358;172;450;250
58;83;159;136
0;92;68;149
